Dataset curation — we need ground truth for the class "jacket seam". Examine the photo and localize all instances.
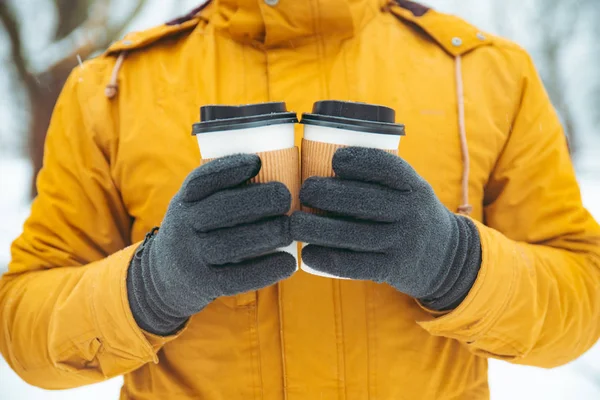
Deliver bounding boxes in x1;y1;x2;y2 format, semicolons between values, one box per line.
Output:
366;282;378;399
486;329;528;357
472;329;525;358
248;304;263;400
333;280;347;400
277;283;289;400
481;47;531;186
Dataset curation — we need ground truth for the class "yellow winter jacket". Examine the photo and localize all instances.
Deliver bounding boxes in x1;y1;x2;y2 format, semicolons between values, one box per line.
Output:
2;0;600;399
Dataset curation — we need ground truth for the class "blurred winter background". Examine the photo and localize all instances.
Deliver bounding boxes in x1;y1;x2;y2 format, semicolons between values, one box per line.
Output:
0;0;599;398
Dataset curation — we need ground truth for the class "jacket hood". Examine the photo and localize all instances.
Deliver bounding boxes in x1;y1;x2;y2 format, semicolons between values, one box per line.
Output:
211;0;385;47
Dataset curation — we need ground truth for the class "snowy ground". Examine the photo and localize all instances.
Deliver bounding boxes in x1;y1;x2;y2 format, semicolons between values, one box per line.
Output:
1;155;600;399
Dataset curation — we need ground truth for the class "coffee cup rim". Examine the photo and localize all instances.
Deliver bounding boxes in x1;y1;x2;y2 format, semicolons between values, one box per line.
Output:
300;113;405;136
193;113;298;134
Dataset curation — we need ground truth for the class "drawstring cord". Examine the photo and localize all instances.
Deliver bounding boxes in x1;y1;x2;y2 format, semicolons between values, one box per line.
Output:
105;51;127;99
383;2;473;215
454;55;472;216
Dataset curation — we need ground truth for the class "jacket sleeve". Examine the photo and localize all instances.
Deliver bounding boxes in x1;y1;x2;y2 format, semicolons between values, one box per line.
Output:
418;50;600;368
0;67;179;389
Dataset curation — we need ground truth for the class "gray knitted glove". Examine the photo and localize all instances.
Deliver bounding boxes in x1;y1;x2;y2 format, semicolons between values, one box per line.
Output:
127;154;296;335
291;147;482;311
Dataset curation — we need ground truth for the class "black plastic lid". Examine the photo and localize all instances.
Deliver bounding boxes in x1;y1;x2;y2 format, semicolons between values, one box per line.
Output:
193;102;298;134
300;100;405;136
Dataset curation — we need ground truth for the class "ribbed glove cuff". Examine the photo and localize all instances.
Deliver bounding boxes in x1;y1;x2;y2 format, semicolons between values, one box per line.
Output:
419;216;482;311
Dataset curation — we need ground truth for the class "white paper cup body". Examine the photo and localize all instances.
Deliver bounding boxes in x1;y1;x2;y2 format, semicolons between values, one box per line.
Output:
196;122;298;263
300;124;402;278
196;123;296;158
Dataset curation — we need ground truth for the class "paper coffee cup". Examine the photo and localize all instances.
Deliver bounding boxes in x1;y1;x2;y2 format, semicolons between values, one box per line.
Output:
192;102;300;263
299;100;405;278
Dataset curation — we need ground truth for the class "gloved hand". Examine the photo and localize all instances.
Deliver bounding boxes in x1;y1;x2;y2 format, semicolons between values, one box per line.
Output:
291;147;482;311
127;154;296;335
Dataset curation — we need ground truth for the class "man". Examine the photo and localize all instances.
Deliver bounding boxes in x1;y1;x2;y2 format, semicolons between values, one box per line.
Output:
1;0;599;398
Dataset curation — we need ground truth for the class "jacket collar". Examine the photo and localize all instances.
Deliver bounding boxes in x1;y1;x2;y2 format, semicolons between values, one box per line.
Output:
106;1;491;56
211;0;385;47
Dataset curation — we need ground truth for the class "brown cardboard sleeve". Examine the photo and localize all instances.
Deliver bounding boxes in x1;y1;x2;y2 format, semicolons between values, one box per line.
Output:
202;147;300;214
301;139;398;212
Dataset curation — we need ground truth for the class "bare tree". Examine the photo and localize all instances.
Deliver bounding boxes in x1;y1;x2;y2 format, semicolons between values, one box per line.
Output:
532;0;583;154
583;1;600;128
0;0;146;197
